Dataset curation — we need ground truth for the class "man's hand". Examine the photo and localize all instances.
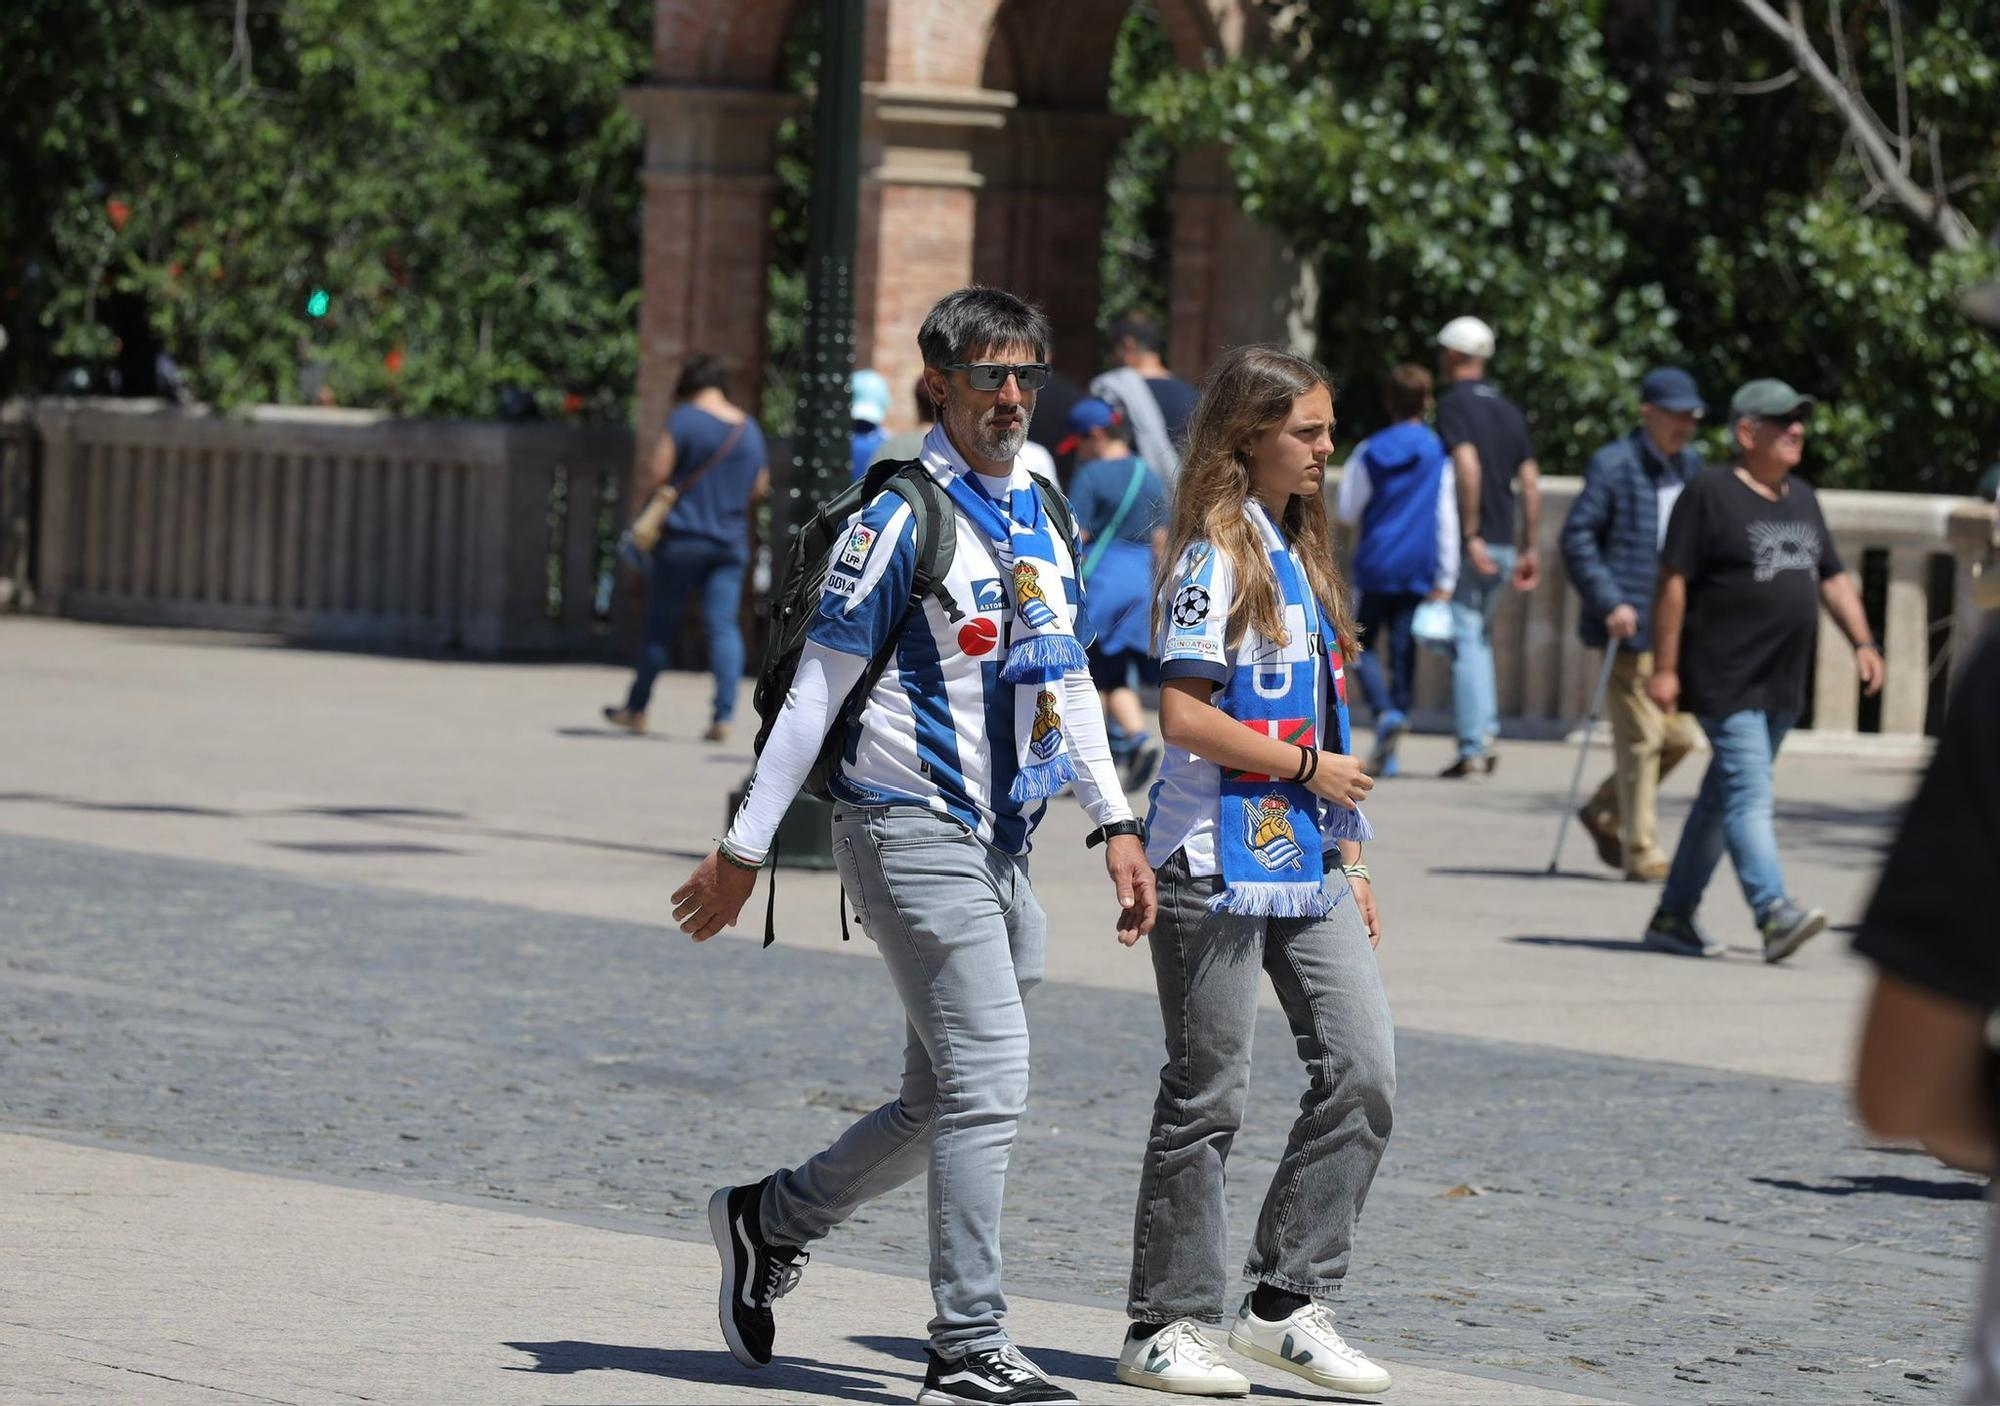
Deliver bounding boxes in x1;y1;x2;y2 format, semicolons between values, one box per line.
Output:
1856;644;1886;697
671;850;758;942
1513;548;1541;592
1352;876;1381;949
1646;667;1680;713
1107;834;1157;946
1605;603;1639;640
1465;535;1498;577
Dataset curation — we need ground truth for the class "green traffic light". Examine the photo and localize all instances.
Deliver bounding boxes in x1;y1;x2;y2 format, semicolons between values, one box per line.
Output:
306;288;330;318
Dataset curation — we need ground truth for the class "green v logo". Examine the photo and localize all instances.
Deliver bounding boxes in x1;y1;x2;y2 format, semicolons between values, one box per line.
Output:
1280;1333;1315;1366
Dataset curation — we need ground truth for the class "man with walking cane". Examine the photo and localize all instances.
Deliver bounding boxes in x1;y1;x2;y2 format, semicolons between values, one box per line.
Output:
1559;368;1705;881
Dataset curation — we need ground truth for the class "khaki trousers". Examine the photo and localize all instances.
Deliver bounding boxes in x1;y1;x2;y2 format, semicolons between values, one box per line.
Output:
1582;649;1697;869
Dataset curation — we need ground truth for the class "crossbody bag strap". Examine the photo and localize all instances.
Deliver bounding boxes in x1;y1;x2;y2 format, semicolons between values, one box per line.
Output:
660;416;748;500
1081;458;1149;581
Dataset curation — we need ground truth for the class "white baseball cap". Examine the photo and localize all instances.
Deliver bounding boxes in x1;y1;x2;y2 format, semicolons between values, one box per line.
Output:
1436;316;1496;359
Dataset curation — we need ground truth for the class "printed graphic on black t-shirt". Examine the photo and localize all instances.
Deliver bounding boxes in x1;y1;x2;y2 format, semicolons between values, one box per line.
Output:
1661;466;1843;718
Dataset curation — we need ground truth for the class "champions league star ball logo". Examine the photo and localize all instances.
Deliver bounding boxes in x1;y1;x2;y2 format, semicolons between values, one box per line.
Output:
1242;794;1304;872
1171;583;1210;630
1029;689;1063;761
1014;561;1058;631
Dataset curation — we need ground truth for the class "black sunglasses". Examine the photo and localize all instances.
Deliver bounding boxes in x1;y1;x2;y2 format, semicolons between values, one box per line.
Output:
943;361;1051;392
1758;410;1809;427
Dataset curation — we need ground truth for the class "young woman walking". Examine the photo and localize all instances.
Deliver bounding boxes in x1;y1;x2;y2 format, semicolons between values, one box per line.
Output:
1116;345;1396;1398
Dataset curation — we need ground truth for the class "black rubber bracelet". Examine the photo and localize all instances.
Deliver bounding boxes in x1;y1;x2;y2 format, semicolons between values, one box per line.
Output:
715;841;763;872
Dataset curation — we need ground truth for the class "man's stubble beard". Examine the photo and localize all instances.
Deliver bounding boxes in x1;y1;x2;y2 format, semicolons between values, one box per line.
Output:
947;400;1029;463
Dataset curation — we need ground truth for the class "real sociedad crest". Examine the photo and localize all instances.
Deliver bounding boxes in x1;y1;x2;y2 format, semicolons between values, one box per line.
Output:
1029;689;1063;760
1014;561;1058;630
1242;794;1305;872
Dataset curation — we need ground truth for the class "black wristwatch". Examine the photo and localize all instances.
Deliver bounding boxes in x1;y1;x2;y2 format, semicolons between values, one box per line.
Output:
1856;640;1883;656
1086;819;1147;848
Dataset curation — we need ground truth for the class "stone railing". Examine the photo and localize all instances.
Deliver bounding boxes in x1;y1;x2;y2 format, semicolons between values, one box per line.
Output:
19;400;634;654
1367;473;1994;750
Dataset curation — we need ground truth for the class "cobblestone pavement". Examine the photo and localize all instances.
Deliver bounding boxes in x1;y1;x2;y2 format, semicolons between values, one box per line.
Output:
2;833;1981;1404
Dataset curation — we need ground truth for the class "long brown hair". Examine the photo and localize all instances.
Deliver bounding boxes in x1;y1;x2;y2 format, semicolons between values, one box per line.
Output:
1155;344;1358;658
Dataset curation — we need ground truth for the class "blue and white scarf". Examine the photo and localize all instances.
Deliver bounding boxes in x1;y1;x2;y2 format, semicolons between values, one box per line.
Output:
924;431;1090;802
1214;503;1373;917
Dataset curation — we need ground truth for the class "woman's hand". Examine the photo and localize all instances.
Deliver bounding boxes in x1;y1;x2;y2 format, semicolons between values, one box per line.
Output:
1351;875;1381;949
1305;751;1374;809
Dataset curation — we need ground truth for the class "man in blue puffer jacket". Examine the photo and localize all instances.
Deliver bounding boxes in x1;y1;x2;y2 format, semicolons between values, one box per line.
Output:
1560;367;1705;880
1336;364;1460;777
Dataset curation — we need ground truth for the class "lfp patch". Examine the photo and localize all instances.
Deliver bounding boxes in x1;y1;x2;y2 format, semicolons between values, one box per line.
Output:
838;523;876;573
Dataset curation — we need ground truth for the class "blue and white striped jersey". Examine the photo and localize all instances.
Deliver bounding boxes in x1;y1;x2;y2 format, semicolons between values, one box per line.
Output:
809;433;1096;856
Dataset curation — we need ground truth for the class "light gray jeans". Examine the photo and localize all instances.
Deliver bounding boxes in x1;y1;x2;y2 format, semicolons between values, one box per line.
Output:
1127;849;1395;1323
759;804;1045;1357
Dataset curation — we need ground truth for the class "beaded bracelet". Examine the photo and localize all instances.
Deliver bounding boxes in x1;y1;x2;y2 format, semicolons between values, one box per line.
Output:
715;840;764;872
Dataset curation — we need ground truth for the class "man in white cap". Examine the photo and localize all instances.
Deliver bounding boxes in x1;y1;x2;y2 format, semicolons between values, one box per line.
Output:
1434;315;1541;778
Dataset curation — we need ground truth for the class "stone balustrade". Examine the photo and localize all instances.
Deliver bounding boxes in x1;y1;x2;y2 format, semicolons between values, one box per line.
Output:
12;400;1994;747
18;400;633;654
1378;472;1994;752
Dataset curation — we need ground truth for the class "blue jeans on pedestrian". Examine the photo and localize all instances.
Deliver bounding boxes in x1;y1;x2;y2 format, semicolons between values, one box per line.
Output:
1660;708;1796;924
623;530;744;723
1449;544;1515;760
1354;590;1422;719
763;805;1046;1358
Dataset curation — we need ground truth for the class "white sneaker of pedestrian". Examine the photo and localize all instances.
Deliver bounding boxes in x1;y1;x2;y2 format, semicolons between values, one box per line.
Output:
1227;1295;1392;1395
1115;1320;1250;1396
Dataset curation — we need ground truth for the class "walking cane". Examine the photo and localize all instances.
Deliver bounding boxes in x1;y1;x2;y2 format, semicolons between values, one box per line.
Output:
1546;645;1622;875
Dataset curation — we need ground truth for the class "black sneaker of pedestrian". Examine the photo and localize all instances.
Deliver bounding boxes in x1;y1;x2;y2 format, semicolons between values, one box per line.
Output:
1483;748;1500;775
1439;756;1478;779
1760;901;1827;964
1642;909;1723;958
708;1180;807;1369
1576;804;1624;871
917;1345;1080;1405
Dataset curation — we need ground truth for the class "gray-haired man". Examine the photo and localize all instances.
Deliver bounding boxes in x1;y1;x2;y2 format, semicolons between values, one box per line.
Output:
670;287;1155;1405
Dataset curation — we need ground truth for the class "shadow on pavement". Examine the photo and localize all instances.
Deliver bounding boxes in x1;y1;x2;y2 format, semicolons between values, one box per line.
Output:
1508;935;1657;955
1430;865;1618;883
1751;1174;1987;1201
552;726;671;743
502;1339;909;1402
845;1335;1348;1405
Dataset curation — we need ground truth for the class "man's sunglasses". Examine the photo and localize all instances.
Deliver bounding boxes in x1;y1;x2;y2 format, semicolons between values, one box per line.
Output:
943;361;1051;392
1758;410;1809;427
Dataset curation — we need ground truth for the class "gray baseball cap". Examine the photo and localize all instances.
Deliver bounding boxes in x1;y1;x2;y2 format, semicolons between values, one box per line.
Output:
1728;378;1815;423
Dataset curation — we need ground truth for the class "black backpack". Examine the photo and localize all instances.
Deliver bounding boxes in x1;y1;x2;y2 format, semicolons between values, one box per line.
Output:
752;457;1079;801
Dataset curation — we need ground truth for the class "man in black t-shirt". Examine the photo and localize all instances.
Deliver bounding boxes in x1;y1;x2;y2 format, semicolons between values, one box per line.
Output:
1642;379;1884;963
1434;316;1542;777
1852;614;2000;1399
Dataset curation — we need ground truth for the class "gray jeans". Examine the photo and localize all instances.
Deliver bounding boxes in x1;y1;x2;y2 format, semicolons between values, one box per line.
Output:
759;804;1045;1357
1127;849;1395;1323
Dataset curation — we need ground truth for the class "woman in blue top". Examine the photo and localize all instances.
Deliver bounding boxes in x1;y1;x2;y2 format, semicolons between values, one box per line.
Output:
1063;396;1169;788
1116;346;1395;1400
605;355;769;742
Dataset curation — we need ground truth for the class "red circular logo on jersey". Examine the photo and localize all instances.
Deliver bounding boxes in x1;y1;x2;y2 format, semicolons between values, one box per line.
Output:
958;618;999;657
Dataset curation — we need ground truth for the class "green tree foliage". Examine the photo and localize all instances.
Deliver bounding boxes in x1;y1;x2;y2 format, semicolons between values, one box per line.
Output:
2;0;649;417
1125;0;2000;491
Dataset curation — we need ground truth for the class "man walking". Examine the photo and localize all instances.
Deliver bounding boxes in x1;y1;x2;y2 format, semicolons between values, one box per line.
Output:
1561;368;1706;880
1643;379;1884;961
669;287;1155;1406
1091;310;1195;483
1435;315;1541;777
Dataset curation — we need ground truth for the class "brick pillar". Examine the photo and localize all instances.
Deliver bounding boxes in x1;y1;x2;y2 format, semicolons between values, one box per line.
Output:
973;109;1132;384
1169;143;1319;380
623;84;795;480
853;84;1016;431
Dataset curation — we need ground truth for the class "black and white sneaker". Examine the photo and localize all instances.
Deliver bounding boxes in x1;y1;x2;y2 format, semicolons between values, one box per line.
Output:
917;1344;1079;1404
708;1180;807;1369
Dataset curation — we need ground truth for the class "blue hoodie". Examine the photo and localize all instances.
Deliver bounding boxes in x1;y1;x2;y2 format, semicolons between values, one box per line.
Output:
1352;421;1449;596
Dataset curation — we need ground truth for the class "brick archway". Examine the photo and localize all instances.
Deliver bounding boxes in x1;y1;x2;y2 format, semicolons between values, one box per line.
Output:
629;0;1306;458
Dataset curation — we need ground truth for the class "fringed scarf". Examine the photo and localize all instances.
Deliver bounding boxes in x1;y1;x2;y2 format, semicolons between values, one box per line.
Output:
927;433;1090;803
1213;502;1373;916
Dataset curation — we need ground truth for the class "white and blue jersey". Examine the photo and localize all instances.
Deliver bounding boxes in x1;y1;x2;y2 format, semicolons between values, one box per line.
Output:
811;446;1096;857
1144;536;1347;876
